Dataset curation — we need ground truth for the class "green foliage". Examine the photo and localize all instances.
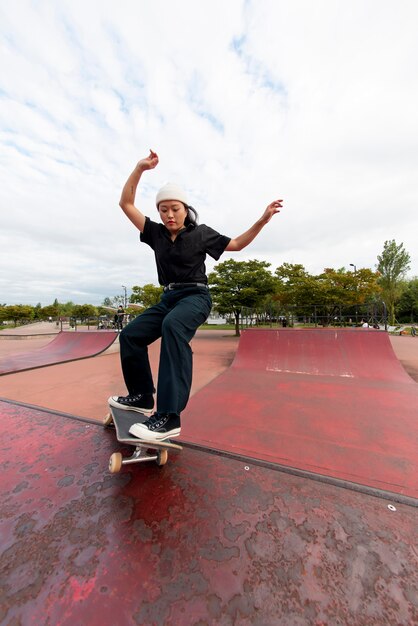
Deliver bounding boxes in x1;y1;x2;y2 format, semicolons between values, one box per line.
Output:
38;299;75;318
274;264;380;312
396;277;418;322
40;300;60;318
72;304;97;318
59;302;76;316
377;240;411;324
274;263;322;306
319;267;381;306
0;305;34;326
377;240;411;282
209;259;276;335
33;303;42;319
268;265;382;326
130;284;163;310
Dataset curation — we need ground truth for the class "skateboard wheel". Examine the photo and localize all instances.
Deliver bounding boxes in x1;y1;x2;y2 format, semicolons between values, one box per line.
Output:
103;412;113;427
157;449;168;466
109;452;123;473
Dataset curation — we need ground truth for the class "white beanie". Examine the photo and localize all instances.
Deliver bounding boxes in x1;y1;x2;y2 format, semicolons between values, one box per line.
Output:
155;183;188;207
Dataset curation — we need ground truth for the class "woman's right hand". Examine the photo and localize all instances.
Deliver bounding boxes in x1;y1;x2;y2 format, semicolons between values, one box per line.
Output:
137;150;159;171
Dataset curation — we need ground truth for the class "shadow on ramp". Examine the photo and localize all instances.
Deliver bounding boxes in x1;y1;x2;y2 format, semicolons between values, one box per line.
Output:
182;329;418;499
0;331;118;376
0;399;416;625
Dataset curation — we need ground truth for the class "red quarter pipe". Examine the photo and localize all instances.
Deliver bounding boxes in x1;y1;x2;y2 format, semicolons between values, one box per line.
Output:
182;329;418;498
0;331;118;376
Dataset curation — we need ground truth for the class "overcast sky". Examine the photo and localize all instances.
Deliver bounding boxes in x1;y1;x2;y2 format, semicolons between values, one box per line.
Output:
1;0;417;306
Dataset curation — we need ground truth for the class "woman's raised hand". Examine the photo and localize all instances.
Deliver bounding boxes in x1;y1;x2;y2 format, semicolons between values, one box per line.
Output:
261;199;283;224
137;150;159;171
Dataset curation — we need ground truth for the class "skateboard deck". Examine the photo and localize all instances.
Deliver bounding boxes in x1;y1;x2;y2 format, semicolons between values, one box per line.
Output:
104;405;182;473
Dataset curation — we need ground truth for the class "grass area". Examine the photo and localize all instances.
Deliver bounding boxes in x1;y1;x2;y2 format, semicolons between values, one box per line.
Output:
199;323;236;331
396;326;417;336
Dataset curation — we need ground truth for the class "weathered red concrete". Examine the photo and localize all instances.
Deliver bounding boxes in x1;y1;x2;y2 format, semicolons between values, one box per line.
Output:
0;331;117;376
182;329;418;499
1;400;416;626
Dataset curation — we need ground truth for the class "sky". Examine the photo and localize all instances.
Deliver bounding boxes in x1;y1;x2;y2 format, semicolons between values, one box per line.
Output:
1;0;417;306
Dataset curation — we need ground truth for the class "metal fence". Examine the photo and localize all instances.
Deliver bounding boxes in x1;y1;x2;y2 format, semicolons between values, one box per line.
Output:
240;301;388;330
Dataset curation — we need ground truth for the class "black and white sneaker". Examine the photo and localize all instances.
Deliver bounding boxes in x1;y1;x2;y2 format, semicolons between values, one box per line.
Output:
129;413;181;441
108;393;154;414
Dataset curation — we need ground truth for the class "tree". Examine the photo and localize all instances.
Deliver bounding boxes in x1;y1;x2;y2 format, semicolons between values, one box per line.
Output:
315;268;381;324
60;301;76;316
209;259;276;335
103;294;129;308
34;303;42;319
0;305;34;327
41;304;59;319
396;277;418;323
130;284;163;310
275;263;322;309
377;240;411;324
72;304;97;319
273;264;382;325
40;299;60;319
318;267;381;306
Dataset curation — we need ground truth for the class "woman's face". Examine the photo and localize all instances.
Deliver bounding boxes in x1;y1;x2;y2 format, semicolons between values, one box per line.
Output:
158;200;188;235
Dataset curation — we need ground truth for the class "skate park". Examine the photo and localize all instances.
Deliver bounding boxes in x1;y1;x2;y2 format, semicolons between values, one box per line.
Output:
4;0;418;622
0;322;417;625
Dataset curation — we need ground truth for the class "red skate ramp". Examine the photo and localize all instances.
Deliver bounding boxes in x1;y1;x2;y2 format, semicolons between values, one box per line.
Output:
0;331;117;375
182;329;418;499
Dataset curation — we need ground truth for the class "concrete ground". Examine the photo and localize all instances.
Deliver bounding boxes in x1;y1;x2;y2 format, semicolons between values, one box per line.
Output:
389;333;418;381
0;324;239;420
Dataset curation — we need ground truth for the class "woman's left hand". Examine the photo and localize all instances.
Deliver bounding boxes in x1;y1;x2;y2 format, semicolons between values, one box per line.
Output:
225;198;284;252
261;199;283;224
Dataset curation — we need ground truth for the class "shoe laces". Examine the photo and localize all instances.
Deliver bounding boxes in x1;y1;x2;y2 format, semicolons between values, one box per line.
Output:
145;413;168;429
120;393;144;403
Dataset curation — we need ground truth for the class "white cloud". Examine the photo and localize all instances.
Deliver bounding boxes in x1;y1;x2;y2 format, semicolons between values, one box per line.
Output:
1;0;417;306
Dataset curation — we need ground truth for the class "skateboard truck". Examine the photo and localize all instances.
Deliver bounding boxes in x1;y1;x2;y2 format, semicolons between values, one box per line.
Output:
104;409;182;474
108;445;169;473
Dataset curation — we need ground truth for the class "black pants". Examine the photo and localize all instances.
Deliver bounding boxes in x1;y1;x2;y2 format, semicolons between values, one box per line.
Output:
119;287;212;415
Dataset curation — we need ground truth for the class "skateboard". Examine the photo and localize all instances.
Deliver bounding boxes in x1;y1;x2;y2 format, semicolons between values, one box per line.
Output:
104;405;182;473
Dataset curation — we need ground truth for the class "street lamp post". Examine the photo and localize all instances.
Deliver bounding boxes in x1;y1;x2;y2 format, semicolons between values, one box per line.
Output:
122;285;127;308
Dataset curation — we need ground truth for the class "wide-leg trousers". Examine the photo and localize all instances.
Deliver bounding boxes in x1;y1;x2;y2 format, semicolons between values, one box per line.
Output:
118;286;212;415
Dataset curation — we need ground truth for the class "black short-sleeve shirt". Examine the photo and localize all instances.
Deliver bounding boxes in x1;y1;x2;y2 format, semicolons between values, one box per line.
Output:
140;217;231;285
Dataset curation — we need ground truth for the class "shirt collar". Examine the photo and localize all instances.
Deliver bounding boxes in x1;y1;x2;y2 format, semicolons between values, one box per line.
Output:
162;222;195;238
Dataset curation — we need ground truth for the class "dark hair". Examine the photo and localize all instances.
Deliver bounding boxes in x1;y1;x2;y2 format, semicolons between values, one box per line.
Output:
185;204;199;225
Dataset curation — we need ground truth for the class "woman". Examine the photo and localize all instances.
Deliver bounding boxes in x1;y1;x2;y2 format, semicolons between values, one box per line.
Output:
109;150;282;441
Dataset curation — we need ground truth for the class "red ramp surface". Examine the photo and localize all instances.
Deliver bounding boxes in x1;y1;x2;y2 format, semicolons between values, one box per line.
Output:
1;401;416;625
0;331;117;375
183;329;418;499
